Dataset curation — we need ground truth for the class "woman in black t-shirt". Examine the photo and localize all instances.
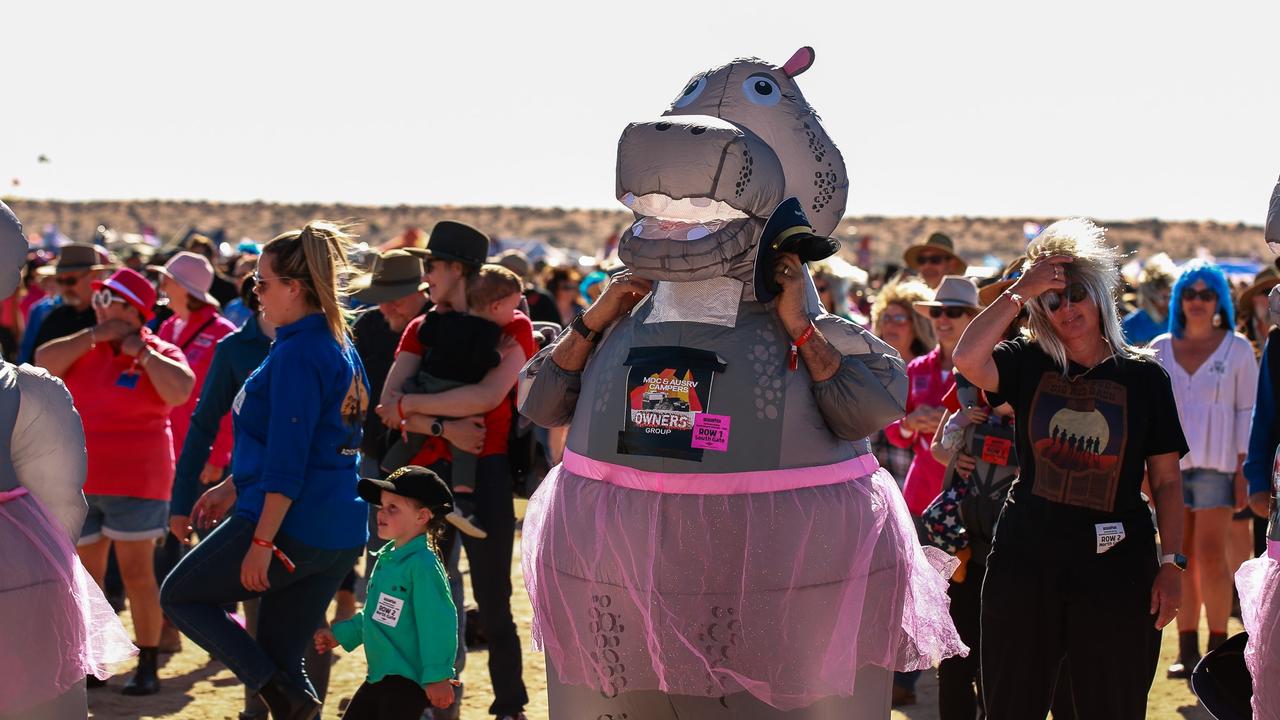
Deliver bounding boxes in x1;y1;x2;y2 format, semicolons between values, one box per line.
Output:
954;218;1188;720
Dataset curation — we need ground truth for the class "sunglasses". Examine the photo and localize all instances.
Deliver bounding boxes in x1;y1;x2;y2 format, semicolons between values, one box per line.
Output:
1181;288;1218;303
917;254;950;266
928;306;971;319
252;271;295;290
880;311;911;325
1044;282;1089;312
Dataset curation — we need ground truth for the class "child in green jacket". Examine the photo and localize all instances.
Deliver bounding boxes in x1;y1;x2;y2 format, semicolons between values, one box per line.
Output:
314;466;458;719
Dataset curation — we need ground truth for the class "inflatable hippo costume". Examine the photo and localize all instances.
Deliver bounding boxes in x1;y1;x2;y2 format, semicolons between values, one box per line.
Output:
1226;177;1280;719
520;49;965;718
0;201;134;719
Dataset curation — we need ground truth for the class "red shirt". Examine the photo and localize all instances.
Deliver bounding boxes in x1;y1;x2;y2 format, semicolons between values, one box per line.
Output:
885;347;955;516
63;329;189;501
158;306;238;468
396;310;537;462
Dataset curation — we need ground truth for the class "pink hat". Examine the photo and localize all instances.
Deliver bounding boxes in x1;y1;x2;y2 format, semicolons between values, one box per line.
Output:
93;268;157;321
149;251;220;307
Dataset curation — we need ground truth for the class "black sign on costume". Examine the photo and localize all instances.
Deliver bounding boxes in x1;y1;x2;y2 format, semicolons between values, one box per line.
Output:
617;346;727;461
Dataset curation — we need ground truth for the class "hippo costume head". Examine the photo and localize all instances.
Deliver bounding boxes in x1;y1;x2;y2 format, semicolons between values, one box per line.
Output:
0;203;29;300
616;47;847;299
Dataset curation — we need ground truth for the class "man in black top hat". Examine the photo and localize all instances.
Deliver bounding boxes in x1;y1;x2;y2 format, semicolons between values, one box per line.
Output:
31;244;114;361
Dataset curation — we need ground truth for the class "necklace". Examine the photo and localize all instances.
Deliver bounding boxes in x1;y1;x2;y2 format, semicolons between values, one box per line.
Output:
1064;339;1116;383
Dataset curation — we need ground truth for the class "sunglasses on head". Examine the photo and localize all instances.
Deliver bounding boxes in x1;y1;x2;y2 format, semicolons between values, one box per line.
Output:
1181;287;1218;303
917;254;950;266
928;306;970;319
1044;282;1089;312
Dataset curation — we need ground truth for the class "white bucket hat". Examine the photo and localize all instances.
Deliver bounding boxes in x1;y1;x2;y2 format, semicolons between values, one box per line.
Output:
149;251;220;307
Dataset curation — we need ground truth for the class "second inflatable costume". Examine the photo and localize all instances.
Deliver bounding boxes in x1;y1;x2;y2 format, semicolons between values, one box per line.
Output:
520;48;965;717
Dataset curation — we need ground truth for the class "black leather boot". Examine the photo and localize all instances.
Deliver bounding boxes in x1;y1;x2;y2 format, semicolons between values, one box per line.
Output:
258;671;321;720
122;646;160;695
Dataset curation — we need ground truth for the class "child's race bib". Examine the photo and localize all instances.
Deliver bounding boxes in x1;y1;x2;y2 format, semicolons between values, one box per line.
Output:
372;592;405;628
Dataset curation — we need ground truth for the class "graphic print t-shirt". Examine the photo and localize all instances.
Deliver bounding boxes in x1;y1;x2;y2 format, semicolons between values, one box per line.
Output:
992;337;1187;526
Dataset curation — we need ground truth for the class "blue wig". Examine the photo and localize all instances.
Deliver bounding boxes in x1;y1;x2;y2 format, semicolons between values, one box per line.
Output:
1169;259;1234;338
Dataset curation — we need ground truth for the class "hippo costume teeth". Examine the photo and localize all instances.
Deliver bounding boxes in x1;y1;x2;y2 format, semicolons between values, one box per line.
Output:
616;47;848;294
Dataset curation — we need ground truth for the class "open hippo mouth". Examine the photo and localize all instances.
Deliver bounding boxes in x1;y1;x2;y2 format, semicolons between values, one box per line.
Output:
615;115;784;282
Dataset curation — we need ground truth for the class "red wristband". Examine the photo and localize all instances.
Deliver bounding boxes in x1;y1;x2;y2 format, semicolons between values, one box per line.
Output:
397;396;406;422
793;323;816;348
252;537;296;573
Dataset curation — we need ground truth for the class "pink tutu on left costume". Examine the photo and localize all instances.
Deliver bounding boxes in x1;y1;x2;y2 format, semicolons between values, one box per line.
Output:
1236;540;1280;720
0;487;135;714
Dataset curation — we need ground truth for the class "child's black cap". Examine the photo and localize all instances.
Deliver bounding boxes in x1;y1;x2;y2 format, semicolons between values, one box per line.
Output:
358;465;453;514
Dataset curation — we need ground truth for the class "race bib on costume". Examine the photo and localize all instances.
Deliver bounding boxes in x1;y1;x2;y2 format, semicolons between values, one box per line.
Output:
372;592;405;627
617;346;727;461
1095;522;1126;554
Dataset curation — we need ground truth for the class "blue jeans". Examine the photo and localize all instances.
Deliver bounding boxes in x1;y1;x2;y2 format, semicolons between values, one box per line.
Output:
160;514;361;693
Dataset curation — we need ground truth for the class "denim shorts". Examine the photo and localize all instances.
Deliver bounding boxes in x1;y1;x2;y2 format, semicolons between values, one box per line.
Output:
1181;468;1234;511
78;494;170;544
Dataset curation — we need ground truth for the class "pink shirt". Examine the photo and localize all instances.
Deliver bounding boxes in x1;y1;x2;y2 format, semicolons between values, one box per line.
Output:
886;347;954;516
64;329;189;501
158;306;237;468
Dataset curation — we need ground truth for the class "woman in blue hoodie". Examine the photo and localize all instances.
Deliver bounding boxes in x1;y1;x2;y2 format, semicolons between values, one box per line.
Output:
162;222;370;720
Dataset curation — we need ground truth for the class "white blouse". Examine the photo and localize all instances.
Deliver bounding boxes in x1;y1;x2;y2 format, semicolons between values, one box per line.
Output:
1151;332;1258;474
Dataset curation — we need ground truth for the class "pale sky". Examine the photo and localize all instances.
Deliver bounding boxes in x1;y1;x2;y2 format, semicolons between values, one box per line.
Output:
5;1;1278;223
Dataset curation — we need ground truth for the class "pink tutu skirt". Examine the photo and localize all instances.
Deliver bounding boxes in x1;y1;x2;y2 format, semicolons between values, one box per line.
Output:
1237;542;1280;720
0;488;135;714
521;463;966;711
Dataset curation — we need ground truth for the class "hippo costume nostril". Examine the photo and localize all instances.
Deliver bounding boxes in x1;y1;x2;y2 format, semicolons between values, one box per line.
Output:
521;48;965;718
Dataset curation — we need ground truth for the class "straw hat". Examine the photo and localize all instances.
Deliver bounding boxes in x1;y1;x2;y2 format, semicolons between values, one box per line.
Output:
1237;259;1280;311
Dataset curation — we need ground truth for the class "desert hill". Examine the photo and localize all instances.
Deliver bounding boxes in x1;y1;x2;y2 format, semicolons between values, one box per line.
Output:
4;198;1270;269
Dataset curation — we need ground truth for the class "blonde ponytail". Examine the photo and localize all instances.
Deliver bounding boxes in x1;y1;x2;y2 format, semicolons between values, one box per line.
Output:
263;220;357;345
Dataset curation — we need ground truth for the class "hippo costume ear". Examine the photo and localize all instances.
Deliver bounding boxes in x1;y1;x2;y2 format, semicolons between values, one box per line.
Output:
1267;174;1280;254
781;47;816;78
0;202;28;300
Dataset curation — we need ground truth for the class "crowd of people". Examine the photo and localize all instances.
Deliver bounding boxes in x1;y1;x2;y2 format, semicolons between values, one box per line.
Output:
3;205;1279;720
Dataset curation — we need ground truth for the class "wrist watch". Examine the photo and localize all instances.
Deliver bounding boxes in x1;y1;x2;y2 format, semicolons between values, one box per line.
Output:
1160;553;1188;571
429;418;445;437
571;314;603;344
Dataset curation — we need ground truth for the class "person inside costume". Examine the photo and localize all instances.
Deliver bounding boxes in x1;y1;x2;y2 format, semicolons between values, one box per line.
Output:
1150;259;1258;679
954;217;1188;720
519;47;964;719
0;200;135;720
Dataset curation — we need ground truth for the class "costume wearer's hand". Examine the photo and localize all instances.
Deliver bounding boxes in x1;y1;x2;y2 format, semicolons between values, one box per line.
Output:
1250;491;1272;519
442;416;485;454
241;543;272;592
955;453;977;480
200;463;224;486
192;478;236;530
771;253;809;337
1150;564;1182;629
313;628;339;654
425;680;455;709
169;515;192;544
584;270;653;330
1010;254;1072;299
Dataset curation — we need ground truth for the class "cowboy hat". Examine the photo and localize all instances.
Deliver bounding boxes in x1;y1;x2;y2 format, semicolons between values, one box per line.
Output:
914;275;980;316
349;250;427;305
903;232;965;270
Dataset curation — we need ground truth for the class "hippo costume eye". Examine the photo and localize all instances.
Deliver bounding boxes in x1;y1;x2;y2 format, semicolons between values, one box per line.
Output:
674;76;707;108
742;73;782;106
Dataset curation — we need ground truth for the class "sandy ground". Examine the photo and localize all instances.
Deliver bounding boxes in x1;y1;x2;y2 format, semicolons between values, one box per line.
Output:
87;499;1240;719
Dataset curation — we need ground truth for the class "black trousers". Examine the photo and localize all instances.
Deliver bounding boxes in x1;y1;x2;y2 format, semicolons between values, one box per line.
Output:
436;454;528;716
939;561;984;720
343;675;428;720
980;520;1161;720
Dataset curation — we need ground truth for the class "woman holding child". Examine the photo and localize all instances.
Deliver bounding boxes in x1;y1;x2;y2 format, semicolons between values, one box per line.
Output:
160;221;371;720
